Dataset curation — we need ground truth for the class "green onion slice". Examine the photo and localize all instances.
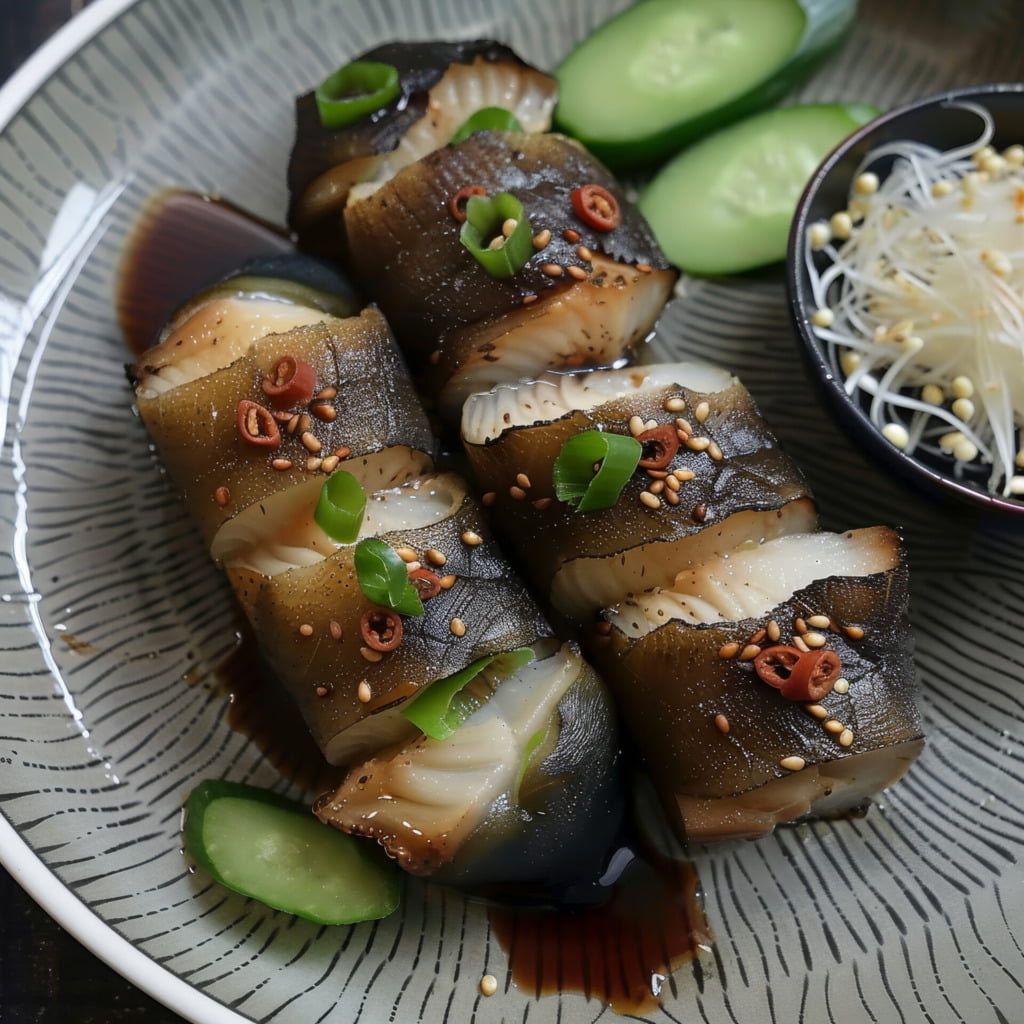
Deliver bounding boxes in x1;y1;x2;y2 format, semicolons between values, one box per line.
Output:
553;430;642;512
315;61;400;129
459;192;533;278
314;471;366;543
354;538;424;617
401;648;535;740
450;106;523;144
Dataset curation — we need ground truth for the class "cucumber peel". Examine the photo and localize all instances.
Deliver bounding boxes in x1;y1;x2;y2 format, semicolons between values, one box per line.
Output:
638;102;878;275
554;0;858;170
184;780;400;924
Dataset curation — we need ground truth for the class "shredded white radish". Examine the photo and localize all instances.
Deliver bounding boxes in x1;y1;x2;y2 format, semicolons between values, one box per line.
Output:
803;101;1024;497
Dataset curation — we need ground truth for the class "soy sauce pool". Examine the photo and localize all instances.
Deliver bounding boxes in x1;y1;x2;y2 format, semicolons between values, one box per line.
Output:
125;188;712;1015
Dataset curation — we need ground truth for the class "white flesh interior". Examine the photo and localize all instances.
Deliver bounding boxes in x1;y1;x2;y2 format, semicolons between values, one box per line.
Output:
461;361;735;444
440;256;674;418
328;642;579;850
551;502;818;620
346;58;557;204
210;451;442;573
607;526;897;638
135;294;328;398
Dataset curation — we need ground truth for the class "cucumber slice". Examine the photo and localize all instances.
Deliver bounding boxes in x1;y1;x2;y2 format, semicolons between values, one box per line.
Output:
554;0;857;170
184;780;400;924
638;102;877;275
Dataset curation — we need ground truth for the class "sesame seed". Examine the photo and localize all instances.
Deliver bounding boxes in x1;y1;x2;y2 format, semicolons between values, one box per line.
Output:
664;396;686;413
301;431;322;454
509;485;527;500
824;719;845;734
271;457;293;471
450;618;466;637
360;646;383;663
738;643;761;661
694;401;710;423
714;713;730;734
299;623;314;637
425;548;447;566
480;975;498;997
833;677;850;694
838;729;854;747
639;490;661;509
329;620;343;641
532;229;552;249
321;455;340;473
214;485;231;506
396;546;418;562
541;263;563;277
805;704;829;719
718;641;740;659
439;574;457;589
516;473;531;489
312;403;337;422
461;530;482;546
357;681;372;703
780;755;806;771
807;614;831;629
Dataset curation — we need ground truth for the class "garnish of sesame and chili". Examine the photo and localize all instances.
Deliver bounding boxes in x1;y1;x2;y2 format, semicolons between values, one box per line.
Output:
714;612;866;771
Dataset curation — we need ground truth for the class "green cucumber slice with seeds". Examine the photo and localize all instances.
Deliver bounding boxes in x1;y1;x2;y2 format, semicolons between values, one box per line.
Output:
638;102;878;275
554;0;857;170
184;780;400;924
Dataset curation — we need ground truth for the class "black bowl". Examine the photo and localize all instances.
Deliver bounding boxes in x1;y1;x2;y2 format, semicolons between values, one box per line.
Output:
786;83;1024;518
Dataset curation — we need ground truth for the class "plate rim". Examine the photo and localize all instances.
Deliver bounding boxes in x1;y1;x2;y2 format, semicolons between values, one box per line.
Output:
1;1;251;1020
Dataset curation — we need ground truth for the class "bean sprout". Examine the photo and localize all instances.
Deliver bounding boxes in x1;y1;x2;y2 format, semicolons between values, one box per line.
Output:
804;102;1024;497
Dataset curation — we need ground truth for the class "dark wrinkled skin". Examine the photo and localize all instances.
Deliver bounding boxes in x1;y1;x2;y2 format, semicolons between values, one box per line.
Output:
226;485;554;764
136;308;435;548
316;652;627;906
593;541;924;843
287;40;557;253
343;130;674;358
464;380;812;619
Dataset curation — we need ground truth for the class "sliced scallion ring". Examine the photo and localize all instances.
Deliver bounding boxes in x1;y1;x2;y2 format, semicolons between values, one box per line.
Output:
459;192;533;277
315;61;400;129
450;106;523;144
354;538;424;617
401;648;535;740
314;471;366;544
553;430;642;511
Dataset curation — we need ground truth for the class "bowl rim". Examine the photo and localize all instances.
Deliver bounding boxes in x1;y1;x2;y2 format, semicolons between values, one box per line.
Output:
786;82;1024;518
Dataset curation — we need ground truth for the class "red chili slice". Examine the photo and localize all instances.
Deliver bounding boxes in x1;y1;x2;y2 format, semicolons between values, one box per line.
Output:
571;184;621;231
636;424;680;469
408;567;441;600
449;185;487;222
261;355;316;407
778;649;842;702
752;645;803;688
236;400;281;448
360;607;403;652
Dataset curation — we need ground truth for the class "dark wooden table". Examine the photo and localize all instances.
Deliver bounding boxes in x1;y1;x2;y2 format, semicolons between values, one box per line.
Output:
0;3;191;1021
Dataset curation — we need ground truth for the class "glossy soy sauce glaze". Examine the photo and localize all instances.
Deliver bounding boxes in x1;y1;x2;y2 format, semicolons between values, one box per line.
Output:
123;190;711;1014
117;188;294;356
